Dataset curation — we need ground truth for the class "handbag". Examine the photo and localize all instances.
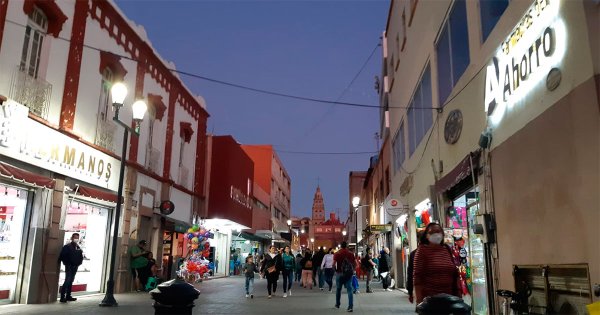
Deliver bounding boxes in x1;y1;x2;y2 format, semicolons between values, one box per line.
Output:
267;265;277;274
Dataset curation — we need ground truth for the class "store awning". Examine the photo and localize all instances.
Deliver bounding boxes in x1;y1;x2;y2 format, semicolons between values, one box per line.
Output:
76;184;120;203
0;161;55;188
239;231;271;242
435;151;481;195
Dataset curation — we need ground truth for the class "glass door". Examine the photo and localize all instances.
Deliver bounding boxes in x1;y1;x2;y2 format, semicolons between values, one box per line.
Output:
0;185;29;304
466;191;489;315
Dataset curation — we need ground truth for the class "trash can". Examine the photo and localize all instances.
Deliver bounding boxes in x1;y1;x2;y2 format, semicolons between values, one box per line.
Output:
416;293;472;315
150;278;200;315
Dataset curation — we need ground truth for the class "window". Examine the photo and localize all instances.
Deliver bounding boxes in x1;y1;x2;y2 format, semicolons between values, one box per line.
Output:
407;64;433;156
480;0;509;42
392;122;406;174
436;0;470;106
98;68;113;122
20;7;47;78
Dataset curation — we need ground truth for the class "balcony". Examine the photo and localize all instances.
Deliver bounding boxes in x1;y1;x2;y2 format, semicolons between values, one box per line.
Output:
146;146;161;174
94;119;115;152
9;66;52;119
178;165;189;187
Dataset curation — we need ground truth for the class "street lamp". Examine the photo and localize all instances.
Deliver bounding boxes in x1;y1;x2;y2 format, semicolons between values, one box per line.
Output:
342;230;347;236
100;83;147;307
352;196;360;208
310;238;314;251
287;219;292;226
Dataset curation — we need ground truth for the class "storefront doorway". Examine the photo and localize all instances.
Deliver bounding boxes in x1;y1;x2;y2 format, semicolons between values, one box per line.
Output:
58;200;110;295
450;188;489;315
0;185;32;304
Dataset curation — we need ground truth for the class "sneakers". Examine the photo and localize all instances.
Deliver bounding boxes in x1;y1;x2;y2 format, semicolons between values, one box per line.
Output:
283;293;288;298
288;290;292;296
386;288;393;292
246;294;249;298
268;295;272;299
347;308;353;312
251;294;254;299
66;297;77;301
334;305;340;309
59;298;67;303
320;288;324;291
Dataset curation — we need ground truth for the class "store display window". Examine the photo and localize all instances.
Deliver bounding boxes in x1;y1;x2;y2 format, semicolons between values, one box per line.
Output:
58;201;109;295
0;185;29;303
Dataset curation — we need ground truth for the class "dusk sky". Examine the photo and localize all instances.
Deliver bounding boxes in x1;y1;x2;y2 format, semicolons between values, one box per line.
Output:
116;0;390;220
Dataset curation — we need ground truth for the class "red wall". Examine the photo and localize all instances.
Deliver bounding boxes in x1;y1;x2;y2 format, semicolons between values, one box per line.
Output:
241;145;272;195
208;136;253;227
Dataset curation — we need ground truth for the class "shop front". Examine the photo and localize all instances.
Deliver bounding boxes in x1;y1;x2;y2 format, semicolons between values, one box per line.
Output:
58;197;112;295
435;151;491;314
0;100;120;303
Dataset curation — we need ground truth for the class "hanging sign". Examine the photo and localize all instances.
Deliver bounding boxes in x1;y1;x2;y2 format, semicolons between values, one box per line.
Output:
369;224;393;232
0;100;120;190
484;0;564;124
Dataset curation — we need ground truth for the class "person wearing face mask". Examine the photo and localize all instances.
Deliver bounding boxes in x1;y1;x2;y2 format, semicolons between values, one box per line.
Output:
58;233;84;303
413;222;459;304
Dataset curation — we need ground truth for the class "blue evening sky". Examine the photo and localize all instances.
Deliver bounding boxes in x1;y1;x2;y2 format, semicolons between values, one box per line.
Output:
115;0;390;220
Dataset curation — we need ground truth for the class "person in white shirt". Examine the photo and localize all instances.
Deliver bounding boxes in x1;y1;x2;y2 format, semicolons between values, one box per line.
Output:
321;248;335;292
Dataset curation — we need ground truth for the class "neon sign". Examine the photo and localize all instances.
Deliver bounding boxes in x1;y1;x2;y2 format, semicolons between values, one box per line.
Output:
484;0;565;125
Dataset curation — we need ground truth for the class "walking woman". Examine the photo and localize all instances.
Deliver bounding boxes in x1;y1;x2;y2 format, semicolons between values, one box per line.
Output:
413;222;459;304
320;248;335;292
261;245;283;298
295;253;303;283
281;246;295;297
300;251;314;289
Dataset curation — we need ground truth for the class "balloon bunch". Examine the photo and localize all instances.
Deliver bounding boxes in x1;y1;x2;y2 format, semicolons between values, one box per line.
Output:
178;224;213;281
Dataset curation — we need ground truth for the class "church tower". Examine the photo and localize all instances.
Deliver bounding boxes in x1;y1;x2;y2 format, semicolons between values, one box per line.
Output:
312;186;325;224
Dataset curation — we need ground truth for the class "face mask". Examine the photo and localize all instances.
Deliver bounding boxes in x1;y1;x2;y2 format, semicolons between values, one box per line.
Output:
428;233;443;244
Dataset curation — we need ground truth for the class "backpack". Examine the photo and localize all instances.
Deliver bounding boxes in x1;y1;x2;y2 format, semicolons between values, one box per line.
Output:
341;258;354;281
305;260;313;269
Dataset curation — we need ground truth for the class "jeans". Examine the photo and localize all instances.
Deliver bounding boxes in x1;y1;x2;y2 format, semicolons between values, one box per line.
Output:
245;276;254;294
365;269;373;291
324;268;335;290
282;269;293;292
266;272;279;295
301;270;313;288
295;268;302;282
60;265;78;298
335;273;353;309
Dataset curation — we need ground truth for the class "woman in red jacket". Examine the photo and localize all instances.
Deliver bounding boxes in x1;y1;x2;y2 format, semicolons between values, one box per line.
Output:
413;222;458;304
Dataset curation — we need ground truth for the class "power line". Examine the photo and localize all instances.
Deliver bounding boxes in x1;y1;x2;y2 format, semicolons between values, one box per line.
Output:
5;19;433;110
275;150;378;155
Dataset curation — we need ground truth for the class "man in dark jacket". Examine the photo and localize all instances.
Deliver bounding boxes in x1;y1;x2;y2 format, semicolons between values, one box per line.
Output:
379;247;393;291
58;233;84;303
312;248;325;289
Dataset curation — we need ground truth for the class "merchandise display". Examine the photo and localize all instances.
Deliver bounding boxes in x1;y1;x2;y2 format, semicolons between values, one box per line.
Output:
58;201;109;295
0;186;28;303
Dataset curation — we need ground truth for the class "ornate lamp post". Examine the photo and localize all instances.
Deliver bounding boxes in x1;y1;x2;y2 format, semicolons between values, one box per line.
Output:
100;82;147;307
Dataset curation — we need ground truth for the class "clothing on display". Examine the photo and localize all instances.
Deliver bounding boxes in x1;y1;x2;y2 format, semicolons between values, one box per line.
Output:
0;186;28;303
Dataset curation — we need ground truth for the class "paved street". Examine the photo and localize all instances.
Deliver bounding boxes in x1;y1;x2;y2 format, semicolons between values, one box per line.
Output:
1;276;416;314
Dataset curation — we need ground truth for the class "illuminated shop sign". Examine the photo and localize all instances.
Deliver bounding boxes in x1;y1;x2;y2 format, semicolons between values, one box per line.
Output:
484;0;565;125
0;100;120;190
230;185;251;209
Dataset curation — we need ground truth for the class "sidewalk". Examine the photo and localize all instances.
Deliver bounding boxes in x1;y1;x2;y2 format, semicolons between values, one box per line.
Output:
1;276;416;314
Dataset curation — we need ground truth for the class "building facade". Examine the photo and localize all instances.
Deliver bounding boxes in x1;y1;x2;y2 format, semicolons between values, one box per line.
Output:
241;145;292;242
0;0;208;304
383;0;599;313
347;171;367;246
309;187;345;251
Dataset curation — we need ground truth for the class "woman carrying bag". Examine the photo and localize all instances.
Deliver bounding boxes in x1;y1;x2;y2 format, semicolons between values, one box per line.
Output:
261;245;283;298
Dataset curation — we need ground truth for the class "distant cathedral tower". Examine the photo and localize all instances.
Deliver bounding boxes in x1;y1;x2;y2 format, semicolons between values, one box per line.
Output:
312;186;325;224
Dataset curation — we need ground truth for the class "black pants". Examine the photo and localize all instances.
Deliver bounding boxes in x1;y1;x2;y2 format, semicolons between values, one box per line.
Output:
324;268;335;290
295;268;302;282
136;267;149;290
266;272;279;295
60;265;78;298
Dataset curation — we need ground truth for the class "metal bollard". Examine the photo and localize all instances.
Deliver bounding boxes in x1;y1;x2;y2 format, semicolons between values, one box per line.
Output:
416;293;472;315
150;278;200;315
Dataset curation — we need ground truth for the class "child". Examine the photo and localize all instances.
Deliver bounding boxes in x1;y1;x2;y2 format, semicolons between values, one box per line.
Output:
243;255;259;298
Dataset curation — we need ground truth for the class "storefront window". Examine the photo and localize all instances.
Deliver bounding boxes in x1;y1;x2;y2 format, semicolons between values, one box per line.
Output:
59;201;109;294
0;186;29;303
